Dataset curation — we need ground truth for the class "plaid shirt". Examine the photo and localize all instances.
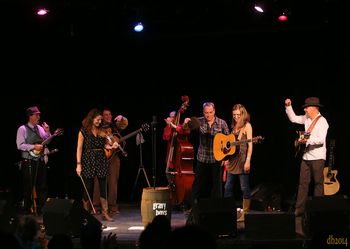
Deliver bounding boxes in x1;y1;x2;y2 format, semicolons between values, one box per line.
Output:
197;116;229;163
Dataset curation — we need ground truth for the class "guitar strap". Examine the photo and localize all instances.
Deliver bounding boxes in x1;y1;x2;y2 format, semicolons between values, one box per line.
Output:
302;115;322;154
295;115;322;158
306;115;322;134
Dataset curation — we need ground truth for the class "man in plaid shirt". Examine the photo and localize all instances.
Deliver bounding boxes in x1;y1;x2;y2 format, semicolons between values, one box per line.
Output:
191;102;229;203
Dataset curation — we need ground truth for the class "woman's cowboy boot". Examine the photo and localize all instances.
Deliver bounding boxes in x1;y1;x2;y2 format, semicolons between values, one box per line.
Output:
100;198;114;222
237;199;251;222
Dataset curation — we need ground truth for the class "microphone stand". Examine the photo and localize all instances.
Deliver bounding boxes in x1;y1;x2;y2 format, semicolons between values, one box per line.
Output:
151;116;157;188
130;132;150;201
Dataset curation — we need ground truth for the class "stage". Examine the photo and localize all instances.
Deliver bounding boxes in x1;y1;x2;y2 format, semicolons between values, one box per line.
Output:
2;190;349;249
33;202;314;249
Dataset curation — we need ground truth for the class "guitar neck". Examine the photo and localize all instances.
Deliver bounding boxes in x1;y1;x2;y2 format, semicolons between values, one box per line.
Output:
231;138;254;146
119;129;141;143
41;134;55;146
328;148;335;170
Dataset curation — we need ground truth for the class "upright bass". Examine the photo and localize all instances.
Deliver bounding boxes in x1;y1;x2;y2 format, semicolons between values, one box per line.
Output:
165;96;195;207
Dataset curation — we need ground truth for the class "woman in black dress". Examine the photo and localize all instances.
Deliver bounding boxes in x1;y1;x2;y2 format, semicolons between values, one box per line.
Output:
76;108;118;221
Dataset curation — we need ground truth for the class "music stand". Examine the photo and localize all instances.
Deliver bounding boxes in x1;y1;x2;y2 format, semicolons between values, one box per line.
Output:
130;132;151;201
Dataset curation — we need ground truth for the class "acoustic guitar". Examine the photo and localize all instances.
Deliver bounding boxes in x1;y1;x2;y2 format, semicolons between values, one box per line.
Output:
213;133;264;161
294;130;310;159
323;139;340;195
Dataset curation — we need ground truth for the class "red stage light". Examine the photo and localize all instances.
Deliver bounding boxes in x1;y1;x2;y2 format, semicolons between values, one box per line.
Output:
278;14;288;22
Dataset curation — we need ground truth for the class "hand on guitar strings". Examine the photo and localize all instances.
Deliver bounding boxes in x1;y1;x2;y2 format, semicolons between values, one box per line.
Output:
298;138;308;144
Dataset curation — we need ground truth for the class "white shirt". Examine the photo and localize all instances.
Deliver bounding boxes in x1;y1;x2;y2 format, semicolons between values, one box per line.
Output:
286;106;329;160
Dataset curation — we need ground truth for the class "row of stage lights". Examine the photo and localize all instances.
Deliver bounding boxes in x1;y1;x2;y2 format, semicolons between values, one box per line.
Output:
36;7;145;32
35;3;290;33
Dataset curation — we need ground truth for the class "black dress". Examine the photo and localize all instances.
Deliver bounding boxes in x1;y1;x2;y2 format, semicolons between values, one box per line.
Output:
81;127;109;178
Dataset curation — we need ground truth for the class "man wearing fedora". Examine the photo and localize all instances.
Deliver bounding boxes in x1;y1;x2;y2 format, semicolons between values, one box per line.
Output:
284;97;329;217
16;106;51;215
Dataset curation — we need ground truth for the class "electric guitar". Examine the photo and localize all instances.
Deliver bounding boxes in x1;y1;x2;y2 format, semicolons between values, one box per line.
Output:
213;133;264;161
104;123;150;159
29;128;64;158
323;139;340;195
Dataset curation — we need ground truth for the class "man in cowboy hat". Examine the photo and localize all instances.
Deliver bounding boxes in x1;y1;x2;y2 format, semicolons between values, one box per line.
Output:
284;97;329;217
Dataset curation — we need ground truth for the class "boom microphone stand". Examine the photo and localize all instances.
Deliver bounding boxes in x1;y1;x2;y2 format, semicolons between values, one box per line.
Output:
130;132;150;201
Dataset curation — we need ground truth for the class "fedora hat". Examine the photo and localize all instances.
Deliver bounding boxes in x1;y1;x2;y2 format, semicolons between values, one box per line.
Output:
302;97;323;108
26;106;41;116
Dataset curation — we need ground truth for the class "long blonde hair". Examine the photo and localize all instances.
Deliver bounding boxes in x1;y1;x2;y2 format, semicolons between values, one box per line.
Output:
231;104;250;129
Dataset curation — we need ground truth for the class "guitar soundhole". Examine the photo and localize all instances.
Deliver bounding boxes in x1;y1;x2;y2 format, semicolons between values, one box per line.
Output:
223;147;231;155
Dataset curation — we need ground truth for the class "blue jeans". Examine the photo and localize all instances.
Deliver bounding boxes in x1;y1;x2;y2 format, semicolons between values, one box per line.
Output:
224;173;251;199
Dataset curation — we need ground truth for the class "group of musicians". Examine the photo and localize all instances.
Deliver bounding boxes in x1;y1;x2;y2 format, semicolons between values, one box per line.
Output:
16;96;328;223
162;96;328;223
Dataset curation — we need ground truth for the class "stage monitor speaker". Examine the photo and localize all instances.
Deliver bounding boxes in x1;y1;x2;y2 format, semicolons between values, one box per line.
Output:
303;195;350;237
43;198;102;237
187;197;236;237
0;200;18;234
245;211;295;238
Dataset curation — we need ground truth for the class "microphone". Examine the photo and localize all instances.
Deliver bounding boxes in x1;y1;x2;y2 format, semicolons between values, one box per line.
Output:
47;148;59;155
151;115;157;125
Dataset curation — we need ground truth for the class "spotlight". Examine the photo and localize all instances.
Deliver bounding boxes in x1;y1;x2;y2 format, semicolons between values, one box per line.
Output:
278;13;288;22
133;22;144;32
36;8;49;16
254;5;264;13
